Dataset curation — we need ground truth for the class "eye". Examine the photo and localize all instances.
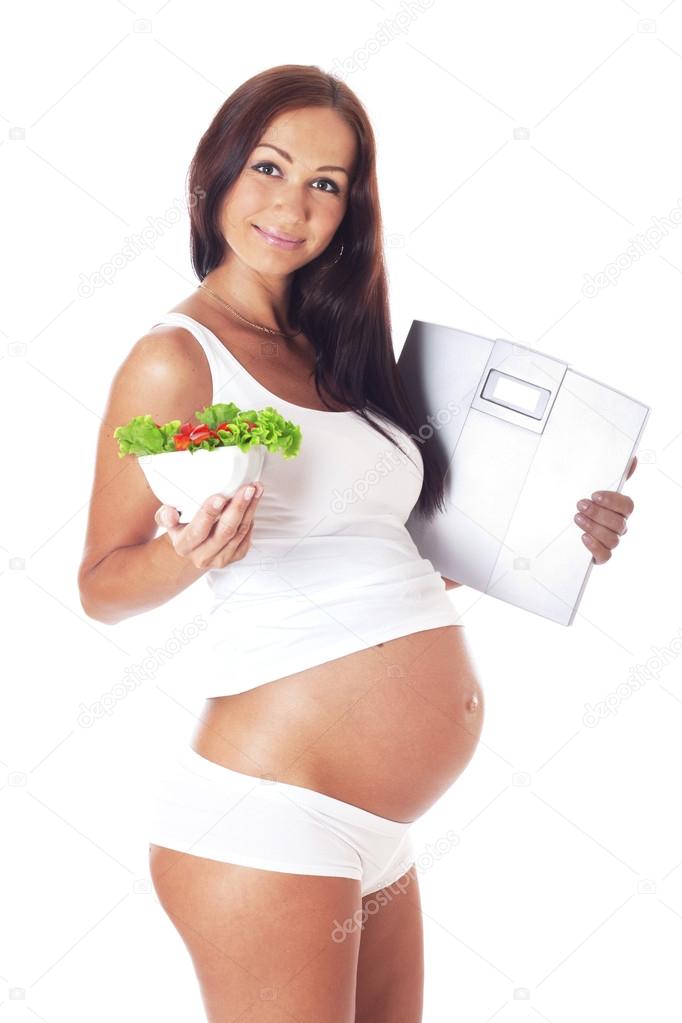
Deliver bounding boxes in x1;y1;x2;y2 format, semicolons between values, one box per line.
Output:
250;161;341;195
252;161;280;178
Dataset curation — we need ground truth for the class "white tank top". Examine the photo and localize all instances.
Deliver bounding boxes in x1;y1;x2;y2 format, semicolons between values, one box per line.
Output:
151;312;462;697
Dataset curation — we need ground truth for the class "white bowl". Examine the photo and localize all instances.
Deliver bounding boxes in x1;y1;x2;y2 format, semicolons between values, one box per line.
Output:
138;445;265;524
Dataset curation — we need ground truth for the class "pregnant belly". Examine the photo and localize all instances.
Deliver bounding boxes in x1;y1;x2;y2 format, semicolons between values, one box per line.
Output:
190;625;484;823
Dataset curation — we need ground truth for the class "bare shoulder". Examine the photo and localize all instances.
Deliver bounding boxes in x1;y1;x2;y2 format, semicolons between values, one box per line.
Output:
134;322;211;386
77;323;212;583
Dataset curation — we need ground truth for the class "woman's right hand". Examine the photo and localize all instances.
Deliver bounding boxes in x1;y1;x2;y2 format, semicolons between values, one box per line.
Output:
154;481;264;570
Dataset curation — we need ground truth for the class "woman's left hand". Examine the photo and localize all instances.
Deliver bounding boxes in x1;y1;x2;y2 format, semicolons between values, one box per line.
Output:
573;456;638;565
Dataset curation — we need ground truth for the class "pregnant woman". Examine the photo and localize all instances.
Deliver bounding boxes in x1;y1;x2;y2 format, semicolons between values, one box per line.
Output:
78;65;636;1023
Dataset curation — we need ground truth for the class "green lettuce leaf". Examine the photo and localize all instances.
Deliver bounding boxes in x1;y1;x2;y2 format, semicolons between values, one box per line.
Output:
113;415;181;457
194;402;241;431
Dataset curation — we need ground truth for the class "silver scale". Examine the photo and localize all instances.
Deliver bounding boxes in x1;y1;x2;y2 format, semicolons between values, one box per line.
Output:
398;320;650;625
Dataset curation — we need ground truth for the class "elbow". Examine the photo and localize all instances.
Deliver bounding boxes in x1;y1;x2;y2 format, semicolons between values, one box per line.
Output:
78;569;97;621
78;588;108;625
80;597;123;626
78;571;120;626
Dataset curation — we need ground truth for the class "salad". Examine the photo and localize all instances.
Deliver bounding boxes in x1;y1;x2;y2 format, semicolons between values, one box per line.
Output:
114;402;302;459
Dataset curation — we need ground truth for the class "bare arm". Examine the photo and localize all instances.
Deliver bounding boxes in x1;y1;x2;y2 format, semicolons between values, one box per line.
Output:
78;326;219;624
80;533;208;625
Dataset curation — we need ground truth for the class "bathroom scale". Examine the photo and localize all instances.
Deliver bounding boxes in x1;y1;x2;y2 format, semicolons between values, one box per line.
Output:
397;319;650;625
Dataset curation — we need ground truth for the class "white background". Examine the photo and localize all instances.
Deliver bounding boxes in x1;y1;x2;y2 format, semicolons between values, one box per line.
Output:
2;0;680;1020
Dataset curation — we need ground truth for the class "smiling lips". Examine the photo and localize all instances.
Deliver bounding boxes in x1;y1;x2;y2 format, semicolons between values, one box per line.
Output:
253;224;304;250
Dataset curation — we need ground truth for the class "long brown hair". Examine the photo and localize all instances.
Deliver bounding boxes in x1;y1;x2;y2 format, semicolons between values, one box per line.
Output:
186;64;444;520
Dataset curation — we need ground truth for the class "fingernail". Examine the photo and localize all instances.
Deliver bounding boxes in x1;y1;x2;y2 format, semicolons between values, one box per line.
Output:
211;496;225;510
593;494;604;502
244;486;255;500
577;500;590;511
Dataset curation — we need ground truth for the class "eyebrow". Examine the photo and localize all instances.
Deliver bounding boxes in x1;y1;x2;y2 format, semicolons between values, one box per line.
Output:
254;143;349;178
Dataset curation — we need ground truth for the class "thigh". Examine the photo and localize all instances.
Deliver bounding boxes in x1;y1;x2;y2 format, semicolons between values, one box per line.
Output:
149;844;362;1023
354;865;424;1023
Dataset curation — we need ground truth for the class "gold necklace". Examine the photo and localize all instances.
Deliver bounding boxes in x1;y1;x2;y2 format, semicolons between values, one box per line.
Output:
198;282;302;340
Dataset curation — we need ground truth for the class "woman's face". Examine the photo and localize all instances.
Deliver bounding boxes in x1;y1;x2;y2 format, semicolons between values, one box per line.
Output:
218;106;357;274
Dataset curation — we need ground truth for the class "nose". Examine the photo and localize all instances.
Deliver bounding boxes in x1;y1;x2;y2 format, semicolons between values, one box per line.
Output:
272;181;307;224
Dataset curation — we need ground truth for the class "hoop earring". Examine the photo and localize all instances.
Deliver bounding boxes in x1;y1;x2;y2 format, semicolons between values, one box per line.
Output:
321;240;344;270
